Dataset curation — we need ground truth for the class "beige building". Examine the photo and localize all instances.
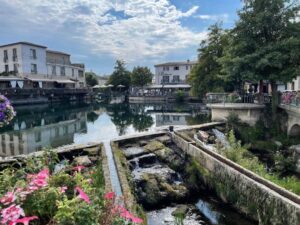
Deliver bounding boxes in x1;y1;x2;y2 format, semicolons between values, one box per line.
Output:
0;42;85;89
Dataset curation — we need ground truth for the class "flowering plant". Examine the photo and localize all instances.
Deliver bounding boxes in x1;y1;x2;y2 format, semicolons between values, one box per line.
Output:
0;151;143;225
0;95;15;127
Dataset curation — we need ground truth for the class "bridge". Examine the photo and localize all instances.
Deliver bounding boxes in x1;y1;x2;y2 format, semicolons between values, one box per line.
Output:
279;104;300;136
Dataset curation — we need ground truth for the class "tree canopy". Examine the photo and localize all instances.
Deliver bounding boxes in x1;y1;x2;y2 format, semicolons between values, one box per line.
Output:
85;72;98;87
131;66;153;87
188;24;233;98
220;0;300;96
108;60;131;90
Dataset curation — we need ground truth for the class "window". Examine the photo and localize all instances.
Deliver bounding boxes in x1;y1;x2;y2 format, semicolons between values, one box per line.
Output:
3;50;8;62
173;116;180;121
31;64;37;74
186;65;189;70
163;66;169;71
12;48;17;61
173;75;180;83
60;66;65;76
72;68;74;77
162;76;169;84
78;70;83;77
13;64;18;73
30;49;36;59
52;65;56;75
5;65;9;73
174;66;179;70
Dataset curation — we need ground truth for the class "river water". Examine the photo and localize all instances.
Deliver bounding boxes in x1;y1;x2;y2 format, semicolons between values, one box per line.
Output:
0;102;257;225
0;102;209;157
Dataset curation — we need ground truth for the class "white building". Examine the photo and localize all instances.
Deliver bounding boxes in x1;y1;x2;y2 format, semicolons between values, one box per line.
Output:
0;42;85;89
154;60;197;85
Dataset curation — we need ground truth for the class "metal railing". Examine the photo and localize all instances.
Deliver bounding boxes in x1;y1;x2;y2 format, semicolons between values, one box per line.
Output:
280;91;300;107
206;92;271;104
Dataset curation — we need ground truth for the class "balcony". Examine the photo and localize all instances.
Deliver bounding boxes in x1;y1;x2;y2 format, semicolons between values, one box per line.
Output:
160;80;187;85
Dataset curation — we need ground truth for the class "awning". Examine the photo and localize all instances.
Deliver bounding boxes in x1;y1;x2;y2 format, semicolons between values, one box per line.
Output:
55;80;75;84
26;78;55;82
147;84;191;89
0;76;24;81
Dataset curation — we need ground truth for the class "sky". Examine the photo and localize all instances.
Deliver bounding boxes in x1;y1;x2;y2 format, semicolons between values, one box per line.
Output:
0;0;243;75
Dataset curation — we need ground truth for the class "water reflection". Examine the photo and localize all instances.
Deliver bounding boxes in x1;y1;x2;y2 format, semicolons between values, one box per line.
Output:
0;103;209;156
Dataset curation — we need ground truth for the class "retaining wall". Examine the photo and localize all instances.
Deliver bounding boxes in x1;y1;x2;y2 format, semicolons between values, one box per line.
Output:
171;132;300;225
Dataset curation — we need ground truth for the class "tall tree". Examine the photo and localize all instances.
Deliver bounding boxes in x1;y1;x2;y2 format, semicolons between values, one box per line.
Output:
188;24;233;98
85;72;98;87
221;0;300;111
131;66;153;87
108;60;131;90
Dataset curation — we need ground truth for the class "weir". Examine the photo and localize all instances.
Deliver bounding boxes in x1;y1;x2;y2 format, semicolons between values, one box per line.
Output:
110;123;300;225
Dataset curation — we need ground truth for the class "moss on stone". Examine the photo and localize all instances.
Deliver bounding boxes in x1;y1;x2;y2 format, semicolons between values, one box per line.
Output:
144;141;165;152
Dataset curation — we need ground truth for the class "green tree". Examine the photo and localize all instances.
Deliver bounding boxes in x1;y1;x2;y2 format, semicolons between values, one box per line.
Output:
220;0;300;111
108;60;131;90
131;66;153;86
188;24;233;98
85;72;98;87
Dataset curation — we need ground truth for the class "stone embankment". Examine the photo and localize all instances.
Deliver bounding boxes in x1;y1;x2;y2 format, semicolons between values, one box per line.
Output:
171;123;300;225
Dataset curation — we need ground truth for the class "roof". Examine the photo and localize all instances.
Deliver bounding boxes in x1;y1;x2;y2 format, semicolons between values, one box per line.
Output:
155;61;198;67
46;50;70;56
0;42;47;48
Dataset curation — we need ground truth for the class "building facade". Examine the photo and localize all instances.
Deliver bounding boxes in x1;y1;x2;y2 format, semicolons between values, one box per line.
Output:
0;42;85;89
154;60;197;85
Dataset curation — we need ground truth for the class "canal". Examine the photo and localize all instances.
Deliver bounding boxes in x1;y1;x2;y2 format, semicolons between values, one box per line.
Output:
0;102;257;225
0;102;210;157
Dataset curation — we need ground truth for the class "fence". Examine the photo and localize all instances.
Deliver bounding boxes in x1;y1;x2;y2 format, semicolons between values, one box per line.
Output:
280;91;300;107
206;92;271;104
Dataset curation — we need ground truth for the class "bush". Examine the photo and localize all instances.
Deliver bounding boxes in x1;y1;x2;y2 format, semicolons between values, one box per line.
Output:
175;90;185;102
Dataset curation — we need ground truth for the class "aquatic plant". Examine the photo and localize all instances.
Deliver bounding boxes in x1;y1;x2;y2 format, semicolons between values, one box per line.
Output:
0;95;15;127
0;151;143;225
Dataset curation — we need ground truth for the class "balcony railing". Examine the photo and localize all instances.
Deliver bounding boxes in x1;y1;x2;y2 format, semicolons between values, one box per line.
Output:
161;80;186;85
206;92;271;104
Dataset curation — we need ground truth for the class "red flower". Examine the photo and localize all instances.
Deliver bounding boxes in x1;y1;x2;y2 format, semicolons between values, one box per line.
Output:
72;165;86;172
9;216;38;225
75;187;91;204
104;192;115;200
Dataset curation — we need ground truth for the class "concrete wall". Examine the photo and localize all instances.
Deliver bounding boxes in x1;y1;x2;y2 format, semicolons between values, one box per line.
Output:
208;103;265;126
171;132;300;225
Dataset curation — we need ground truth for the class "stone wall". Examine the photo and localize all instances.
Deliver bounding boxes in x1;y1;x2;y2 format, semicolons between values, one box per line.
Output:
171;132;300;225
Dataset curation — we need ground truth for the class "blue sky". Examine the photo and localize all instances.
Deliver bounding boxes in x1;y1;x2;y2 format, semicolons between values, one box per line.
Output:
0;0;243;75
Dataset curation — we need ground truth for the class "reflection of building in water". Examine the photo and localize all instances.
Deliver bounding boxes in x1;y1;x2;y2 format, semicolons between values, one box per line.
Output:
155;113;190;127
0;113;87;157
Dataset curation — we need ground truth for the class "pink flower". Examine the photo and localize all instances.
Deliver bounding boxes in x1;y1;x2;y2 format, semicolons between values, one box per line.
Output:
27;168;49;191
120;210;134;220
87;179;93;184
131;217;143;224
1;204;24;224
104;192;115;200
73;165;86;172
0;192;16;205
9;216;38;225
58;186;68;194
111;205;127;215
75;187;91;204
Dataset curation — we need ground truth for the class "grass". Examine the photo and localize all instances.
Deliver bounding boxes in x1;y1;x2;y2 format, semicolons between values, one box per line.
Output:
221;130;300;195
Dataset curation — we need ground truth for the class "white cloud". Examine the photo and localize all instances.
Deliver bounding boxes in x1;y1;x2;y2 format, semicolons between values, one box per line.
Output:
0;0;207;63
194;14;229;22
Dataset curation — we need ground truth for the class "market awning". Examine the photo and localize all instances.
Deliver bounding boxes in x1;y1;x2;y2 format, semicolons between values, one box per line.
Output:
147;84;191;89
55;80;75;84
0;76;24;81
26;77;55;82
